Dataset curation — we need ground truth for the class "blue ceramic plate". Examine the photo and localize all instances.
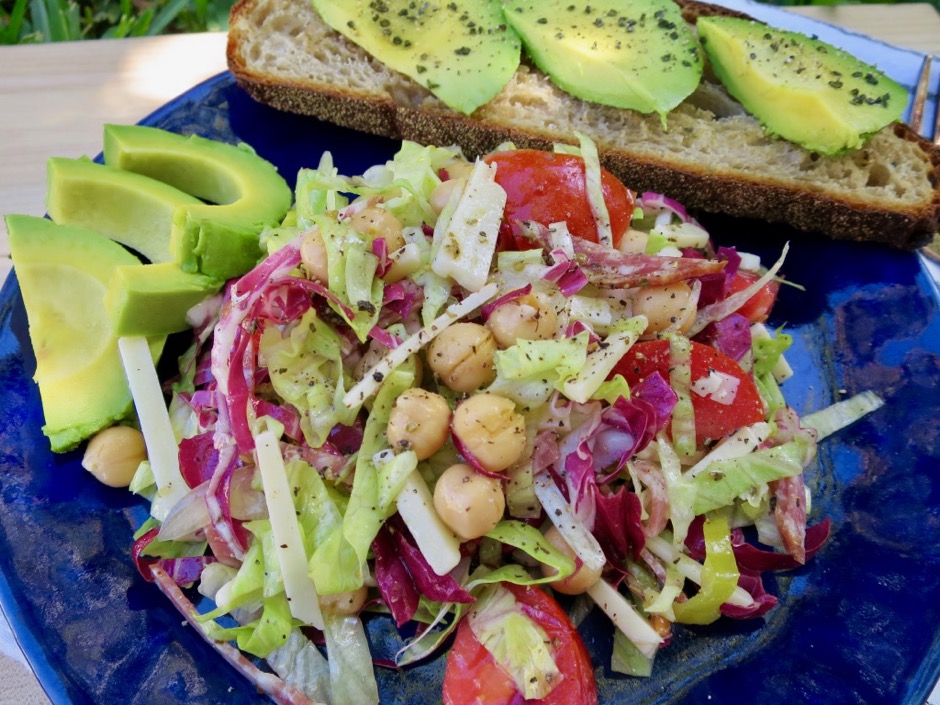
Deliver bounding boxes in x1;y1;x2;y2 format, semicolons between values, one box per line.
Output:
2;3;940;703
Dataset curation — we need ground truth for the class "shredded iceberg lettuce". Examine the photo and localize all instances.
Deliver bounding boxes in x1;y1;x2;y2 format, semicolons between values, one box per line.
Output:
468;584;561;700
690;441;808;515
803;390;885;440
259;308;358;448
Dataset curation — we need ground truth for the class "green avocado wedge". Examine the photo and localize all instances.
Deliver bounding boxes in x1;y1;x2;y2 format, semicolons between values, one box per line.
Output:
5;215;164;453
103;124;292;280
697;17;907;154
311;0;521;115
105;262;222;337
503;0;703;119
46;157;202;265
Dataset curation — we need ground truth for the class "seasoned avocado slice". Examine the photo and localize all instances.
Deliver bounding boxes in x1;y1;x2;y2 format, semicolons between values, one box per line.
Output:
697;17;907;154
103;124;292;280
503;0;703;118
46;157;201;265
5;215;164;453
311;0;521;115
105;262;222;337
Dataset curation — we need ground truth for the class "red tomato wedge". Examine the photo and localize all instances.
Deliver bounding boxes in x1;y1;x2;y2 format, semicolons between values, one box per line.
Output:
612;340;765;444
727;270;780;323
483;149;634;249
442;583;598;705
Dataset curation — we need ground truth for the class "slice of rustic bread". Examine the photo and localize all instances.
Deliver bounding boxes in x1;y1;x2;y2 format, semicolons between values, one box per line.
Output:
226;0;940;250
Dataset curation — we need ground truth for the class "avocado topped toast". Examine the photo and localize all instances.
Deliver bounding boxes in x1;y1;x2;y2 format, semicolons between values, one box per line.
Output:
226;0;940;250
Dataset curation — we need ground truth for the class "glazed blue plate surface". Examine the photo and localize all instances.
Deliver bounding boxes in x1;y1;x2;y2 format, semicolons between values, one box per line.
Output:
2;2;940;703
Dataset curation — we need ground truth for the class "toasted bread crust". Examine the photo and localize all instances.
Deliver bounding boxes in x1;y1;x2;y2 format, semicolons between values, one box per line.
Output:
226;0;940;250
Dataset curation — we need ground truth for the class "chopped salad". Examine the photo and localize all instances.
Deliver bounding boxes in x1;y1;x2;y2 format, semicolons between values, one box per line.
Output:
118;137;882;704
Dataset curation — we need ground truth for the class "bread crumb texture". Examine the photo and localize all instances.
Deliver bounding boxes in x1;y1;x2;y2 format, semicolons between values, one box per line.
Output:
227;0;940;248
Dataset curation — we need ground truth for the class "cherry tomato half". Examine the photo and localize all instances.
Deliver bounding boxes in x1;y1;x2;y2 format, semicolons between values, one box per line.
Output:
727;270;780;324
612;340;765;444
442;583;598;705
483;149;635;250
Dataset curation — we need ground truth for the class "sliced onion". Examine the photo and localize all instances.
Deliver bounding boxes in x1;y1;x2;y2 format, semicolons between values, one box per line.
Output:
638;192;699;226
158;481;210;541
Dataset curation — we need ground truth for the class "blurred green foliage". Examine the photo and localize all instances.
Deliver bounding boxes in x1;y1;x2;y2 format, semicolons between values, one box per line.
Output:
0;0;234;43
0;0;923;45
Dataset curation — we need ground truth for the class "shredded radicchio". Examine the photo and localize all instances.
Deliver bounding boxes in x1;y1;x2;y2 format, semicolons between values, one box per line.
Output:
544;381;676;520
693;313;752;363
638;192;701;227
685;515;828;571
593;485;646;565
132;527;216;586
202;238;381;560
452;427;510;480
179;432;218;489
372;237;390;277
372;518;473;627
381;279;422;322
694;246;741;307
480;284;532;320
542;247;589;297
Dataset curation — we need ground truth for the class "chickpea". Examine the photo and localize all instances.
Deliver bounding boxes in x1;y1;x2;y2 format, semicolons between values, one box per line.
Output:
348;206;406;252
433;463;505;541
426;322;497;392
485;293;557;348
429;178;466;215
632;281;696;335
386;388;452;460
319;585;368;616
451;393;526;473
81;426;147;488
540;526;602;595
299;227;329;283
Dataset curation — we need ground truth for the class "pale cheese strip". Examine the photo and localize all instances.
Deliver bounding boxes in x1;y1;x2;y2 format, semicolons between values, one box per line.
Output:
431;159;505;292
118;336;187;521
396;471;462;577
254;430;324;629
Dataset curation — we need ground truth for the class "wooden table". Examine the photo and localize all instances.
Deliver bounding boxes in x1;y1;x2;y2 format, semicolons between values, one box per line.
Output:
0;5;939;705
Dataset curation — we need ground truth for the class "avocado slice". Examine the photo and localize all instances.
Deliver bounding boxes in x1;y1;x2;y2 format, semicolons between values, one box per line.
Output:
5;215;164;453
105;262;222;337
311;0;521;115
46;157;202;265
697;17;907;155
503;0;703;118
102;124;292;280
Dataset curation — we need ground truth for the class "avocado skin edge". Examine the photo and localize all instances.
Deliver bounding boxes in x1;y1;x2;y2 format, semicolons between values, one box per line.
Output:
102;124;292;281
